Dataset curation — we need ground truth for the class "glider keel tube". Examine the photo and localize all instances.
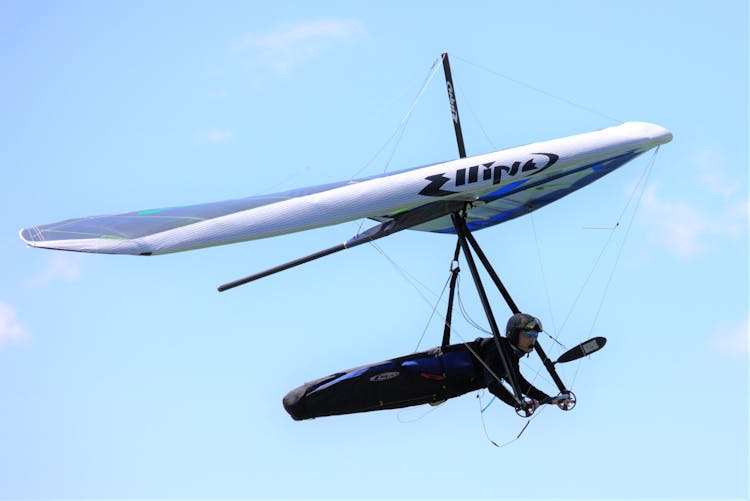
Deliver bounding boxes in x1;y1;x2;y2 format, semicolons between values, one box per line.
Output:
218;200;468;291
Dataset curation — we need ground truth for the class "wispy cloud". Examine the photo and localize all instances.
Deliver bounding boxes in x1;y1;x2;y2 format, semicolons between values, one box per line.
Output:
640;184;716;258
196;129;236;144
0;301;29;350
638;153;748;259
696;148;742;199
709;314;749;359
26;254;82;288
233;19;365;74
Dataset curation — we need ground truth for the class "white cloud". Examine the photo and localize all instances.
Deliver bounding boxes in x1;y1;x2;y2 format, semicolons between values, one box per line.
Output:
0;301;29;350
696;148;742;199
636;146;749;260
728;196;750;223
640;183;718;258
196;129;236;144
709;315;749;359
26;254;82;288
638;161;748;259
233;19;365;74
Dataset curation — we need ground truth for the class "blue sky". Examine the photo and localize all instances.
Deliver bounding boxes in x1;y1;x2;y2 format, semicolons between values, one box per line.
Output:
1;1;747;499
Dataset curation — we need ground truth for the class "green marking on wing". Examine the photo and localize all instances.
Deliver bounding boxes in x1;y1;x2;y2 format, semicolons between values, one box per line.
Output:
137;206;189;215
385;207;411;217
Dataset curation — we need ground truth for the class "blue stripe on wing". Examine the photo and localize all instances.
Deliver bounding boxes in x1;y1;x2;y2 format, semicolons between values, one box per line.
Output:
421;150;642;234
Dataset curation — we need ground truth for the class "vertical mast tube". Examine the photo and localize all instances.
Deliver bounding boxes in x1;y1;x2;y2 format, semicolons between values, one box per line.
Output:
442;52;467;159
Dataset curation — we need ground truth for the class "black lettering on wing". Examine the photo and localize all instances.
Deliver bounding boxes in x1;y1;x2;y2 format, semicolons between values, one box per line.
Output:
419;174;456;197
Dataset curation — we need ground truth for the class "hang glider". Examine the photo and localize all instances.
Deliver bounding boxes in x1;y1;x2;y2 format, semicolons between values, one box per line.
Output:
19;53;672;421
20;121;671;258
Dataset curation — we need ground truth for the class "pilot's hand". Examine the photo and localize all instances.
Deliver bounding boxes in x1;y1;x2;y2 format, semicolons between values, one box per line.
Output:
555;396;574;410
515;398;540;418
545;392;576;410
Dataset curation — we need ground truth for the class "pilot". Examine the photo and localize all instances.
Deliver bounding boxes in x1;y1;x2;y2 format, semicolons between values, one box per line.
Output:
475;312;554;413
283;311;568;421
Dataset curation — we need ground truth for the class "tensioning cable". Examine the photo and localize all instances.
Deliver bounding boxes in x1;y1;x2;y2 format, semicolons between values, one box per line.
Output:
349;55;444;180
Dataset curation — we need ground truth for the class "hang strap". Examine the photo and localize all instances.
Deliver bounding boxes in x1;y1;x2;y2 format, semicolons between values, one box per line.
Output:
441;240;462;347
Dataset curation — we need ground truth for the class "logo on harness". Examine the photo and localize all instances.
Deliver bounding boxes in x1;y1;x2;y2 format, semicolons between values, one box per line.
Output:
369;371;400;382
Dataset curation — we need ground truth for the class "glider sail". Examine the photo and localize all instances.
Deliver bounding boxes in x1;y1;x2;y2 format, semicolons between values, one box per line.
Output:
20;121;672;256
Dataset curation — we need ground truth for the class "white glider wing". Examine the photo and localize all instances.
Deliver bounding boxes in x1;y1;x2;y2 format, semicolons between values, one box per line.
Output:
20;122;671;256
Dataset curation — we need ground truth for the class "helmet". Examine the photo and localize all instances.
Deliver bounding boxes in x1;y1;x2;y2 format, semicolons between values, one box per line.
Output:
505;313;543;345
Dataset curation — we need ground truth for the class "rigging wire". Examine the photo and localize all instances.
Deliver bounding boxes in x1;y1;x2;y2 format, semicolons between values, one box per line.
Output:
553;147;661;392
569;358;584;395
455;275;492;336
481;394;496;413
556;227;619;338
556;147;662;338
452;55;623;125
255;165;311;195
396;402;443;424
413;272;452;352
348;55;443;180
370;238;562;446
586;146;661;335
358;55;655;444
368;240;510;392
367;239;444;315
455;273;559;393
529;212;558;338
452;78;497;151
477;390;541;448
372;231;563;394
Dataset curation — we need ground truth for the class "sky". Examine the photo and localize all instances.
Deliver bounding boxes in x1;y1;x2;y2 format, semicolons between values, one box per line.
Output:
1;1;748;499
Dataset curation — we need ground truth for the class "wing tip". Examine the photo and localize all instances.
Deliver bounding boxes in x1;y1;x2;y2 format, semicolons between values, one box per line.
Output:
19;226;40;246
18;226;126;254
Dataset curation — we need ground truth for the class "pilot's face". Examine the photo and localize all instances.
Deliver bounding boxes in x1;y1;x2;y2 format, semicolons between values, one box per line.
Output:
517;330;538;353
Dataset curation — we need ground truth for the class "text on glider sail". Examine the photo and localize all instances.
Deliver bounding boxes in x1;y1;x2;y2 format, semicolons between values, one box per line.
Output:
419;152;559;197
